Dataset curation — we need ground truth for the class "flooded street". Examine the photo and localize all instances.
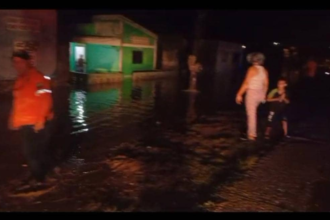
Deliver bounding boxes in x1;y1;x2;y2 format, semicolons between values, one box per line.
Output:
0;75;246;211
2;9;330;212
0;72;329;212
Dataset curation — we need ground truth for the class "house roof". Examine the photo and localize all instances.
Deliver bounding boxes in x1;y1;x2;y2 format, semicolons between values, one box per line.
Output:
92;14;157;39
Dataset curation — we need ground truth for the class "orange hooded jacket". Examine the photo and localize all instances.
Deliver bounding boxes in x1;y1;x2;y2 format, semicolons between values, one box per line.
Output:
10;68;54;129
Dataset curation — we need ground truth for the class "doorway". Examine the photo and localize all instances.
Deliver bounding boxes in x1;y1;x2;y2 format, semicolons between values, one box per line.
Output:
75;45;86;73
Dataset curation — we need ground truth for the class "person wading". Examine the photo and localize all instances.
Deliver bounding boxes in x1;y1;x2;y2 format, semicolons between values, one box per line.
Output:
9;50;54;188
236;52;269;141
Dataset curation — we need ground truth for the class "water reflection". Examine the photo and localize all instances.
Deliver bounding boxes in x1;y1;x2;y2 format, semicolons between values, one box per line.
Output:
0;71;238;183
68;80;167;141
186;93;198;123
70;91;88;134
53;74;237;162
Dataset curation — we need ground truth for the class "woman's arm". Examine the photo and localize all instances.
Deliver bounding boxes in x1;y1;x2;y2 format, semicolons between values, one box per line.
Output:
236;68;255;104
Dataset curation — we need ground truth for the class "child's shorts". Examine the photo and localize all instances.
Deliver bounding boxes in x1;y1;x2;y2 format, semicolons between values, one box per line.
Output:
267;110;287;127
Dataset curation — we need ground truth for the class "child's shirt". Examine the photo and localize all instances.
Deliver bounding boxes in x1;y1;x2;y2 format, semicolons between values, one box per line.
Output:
267;88;289;112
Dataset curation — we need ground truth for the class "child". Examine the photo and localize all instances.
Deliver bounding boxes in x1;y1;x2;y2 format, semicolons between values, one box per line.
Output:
265;77;290;139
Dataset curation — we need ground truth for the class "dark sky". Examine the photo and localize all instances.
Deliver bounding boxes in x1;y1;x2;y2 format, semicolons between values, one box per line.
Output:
59;10;330;46
59;10;196;36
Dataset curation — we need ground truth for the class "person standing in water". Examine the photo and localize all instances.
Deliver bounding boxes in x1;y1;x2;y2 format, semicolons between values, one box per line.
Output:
77;55;85;73
264;77;290;139
236;52;269;141
9;50;55;188
187;55;203;91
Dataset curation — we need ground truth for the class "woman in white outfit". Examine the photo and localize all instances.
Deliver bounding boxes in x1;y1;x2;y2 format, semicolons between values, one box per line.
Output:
236;53;269;141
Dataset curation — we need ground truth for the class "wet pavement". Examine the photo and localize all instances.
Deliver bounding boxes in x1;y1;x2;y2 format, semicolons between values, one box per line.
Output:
0;76;245;211
203;105;330;212
206;140;330;212
0;74;329;212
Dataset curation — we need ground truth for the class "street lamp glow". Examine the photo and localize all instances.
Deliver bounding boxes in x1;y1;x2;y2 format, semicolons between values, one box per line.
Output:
242;45;246;49
273;42;280;46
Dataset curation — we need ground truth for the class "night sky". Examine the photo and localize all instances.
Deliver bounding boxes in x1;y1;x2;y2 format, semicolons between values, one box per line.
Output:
59;10;330;47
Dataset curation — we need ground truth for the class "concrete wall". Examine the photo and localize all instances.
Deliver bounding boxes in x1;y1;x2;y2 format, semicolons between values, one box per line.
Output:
158;35;186;71
161;50;179;70
0;10;57;80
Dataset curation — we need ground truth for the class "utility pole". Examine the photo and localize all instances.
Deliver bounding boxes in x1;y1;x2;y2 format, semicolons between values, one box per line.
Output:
192;10;208;56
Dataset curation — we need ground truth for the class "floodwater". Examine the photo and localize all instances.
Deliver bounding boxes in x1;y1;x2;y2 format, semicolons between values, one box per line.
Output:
1;68;329;211
52;72;240;155
0;72;244;211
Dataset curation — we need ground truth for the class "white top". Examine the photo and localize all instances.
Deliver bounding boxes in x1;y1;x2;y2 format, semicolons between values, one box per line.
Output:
248;66;266;90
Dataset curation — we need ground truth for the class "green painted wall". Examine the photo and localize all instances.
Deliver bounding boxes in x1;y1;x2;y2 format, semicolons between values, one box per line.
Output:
86;43;120;73
98;20;122;37
75;20;156;44
123;22;155;45
122;47;154;75
76;23;96;36
72;18;158;75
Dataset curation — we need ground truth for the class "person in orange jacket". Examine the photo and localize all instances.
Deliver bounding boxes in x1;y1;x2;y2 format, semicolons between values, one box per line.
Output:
9;50;54;186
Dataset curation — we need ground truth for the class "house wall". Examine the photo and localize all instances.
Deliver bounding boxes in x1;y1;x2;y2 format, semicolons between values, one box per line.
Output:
122;22;155;45
122;47;154;75
215;41;243;73
158;35;187;71
73;16;158;76
0;10;57;80
86;43;120;73
121;21;157;75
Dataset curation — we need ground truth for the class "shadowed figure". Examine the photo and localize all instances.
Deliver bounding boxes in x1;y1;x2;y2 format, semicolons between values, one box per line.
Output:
76;55;86;73
186;93;198;123
187;55;203;91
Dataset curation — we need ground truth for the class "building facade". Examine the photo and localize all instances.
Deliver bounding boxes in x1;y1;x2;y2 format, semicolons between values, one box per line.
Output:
0;10;57;80
70;15;158;77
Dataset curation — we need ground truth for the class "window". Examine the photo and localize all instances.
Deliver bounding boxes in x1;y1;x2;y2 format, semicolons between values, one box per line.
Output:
133;51;143;64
